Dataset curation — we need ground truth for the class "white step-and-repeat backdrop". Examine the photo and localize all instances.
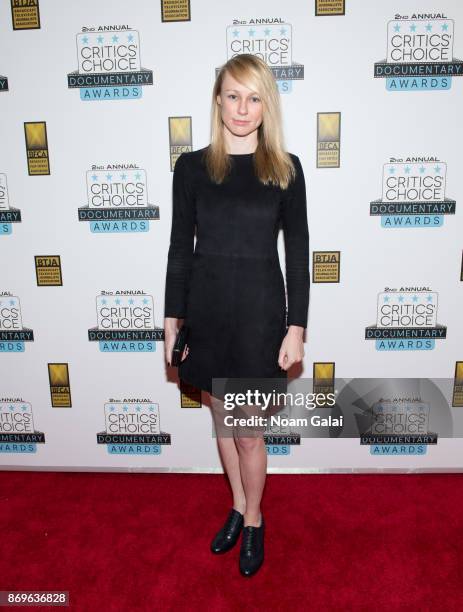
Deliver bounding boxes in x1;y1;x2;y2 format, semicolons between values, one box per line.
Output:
1;0;462;472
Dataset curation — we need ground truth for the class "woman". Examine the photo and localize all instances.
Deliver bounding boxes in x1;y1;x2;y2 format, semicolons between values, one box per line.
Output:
164;54;310;577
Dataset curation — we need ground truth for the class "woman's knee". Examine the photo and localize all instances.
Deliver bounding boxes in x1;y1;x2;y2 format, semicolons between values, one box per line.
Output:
234;432;264;452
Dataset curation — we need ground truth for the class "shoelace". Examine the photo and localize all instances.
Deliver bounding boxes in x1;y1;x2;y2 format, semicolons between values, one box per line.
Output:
242;526;258;556
224;510;242;535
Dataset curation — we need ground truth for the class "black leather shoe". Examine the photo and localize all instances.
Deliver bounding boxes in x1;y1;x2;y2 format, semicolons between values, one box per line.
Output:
210;508;244;554
239;514;265;576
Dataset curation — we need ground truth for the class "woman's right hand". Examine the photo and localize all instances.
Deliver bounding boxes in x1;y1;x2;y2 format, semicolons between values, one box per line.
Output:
164;317;190;366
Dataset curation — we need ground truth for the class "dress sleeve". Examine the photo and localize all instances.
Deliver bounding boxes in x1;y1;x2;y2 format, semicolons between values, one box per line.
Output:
164;152;196;318
281;155;310;328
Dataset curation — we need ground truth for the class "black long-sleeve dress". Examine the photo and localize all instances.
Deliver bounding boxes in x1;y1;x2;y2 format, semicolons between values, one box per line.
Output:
164;146;310;398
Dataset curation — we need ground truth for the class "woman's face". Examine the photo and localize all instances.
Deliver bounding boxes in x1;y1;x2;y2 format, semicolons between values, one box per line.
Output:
216;71;263;138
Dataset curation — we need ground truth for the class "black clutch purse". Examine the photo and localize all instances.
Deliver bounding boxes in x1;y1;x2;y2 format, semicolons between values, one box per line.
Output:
171;324;189;367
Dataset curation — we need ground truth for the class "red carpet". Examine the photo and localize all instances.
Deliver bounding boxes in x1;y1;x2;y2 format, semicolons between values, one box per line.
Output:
1;471;463;611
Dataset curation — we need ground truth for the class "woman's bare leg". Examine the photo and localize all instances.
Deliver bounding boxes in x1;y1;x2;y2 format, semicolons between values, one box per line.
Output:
233;413;266;528
210;394;247;514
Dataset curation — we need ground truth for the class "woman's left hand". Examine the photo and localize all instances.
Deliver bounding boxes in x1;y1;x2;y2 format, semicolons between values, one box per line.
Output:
278;325;305;371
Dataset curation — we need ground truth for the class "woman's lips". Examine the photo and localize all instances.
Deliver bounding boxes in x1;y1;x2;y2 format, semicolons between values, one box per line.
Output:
233;119;250;125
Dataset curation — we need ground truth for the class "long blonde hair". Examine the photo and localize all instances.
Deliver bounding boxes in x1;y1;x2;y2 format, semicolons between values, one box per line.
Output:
204;54;296;190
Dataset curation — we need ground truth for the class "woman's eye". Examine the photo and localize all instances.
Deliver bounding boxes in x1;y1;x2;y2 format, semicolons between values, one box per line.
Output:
227;95;260;101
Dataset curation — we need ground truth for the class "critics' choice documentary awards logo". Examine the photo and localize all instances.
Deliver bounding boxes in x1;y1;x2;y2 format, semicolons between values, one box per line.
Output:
365;288;447;351
374;14;462;90
97;400;171;455
360;399;436;456
88;291;164;352
0;400;45;454
225;18;304;94
370;158;456;228
78;165;159;233
67;27;153;101
0;294;34;352
336;378;452;451
0;174;22;236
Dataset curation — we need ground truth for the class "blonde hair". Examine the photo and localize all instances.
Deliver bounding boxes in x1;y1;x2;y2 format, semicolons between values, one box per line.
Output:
204;54;296;190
